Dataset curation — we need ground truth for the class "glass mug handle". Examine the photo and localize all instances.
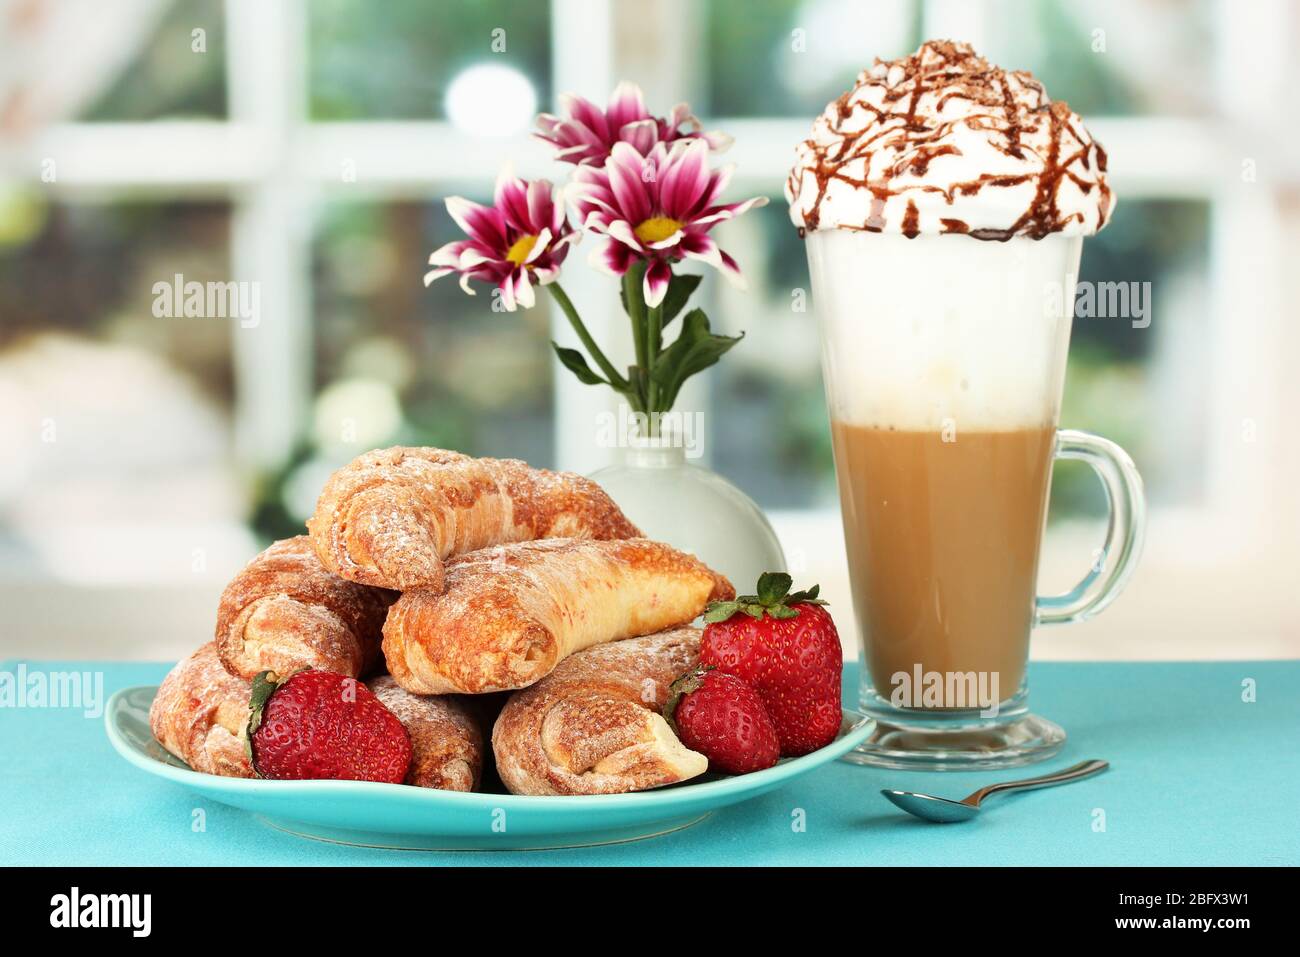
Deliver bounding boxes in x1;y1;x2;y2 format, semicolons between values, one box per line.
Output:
1036;429;1147;626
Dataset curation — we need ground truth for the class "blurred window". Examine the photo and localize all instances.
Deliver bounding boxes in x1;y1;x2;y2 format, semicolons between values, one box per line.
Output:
704;0;924;117
703;0;1215;118
0;199;234;402
311;198;555;465
81;0;227;121
0;0;1286;609
978;0;1216;117
0;199;241;580
308;0;551;120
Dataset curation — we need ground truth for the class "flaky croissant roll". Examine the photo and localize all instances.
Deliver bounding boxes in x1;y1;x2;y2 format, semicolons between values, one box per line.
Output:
215;536;395;680
307;446;641;592
149;642;253;778
366;677;483;792
492;627;708;795
382;538;734;695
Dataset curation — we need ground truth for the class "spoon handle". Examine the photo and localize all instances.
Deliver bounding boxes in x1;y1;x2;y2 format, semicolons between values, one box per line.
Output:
966;759;1109;807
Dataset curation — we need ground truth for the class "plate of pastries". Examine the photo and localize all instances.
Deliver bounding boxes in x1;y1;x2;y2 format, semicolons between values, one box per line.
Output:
106;447;872;849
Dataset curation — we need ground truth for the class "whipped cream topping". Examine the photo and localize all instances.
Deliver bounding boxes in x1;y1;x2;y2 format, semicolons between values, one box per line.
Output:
786;40;1115;239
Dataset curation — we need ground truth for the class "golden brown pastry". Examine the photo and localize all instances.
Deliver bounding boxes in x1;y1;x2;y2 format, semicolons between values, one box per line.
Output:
215;536;395;680
149;642;253;778
492;627;708;795
366;676;483;791
382;538;734;695
307;446;641;592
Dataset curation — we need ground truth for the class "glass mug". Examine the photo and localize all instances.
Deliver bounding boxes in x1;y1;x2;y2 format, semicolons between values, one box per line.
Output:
806;230;1145;770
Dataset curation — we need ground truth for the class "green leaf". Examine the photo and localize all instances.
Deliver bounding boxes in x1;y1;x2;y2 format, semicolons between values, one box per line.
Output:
662;665;713;732
703;600;742;624
660;273;703;325
245;670;283;769
787;583;828;606
650;309;744;410
756;572;793;606
707;573;830;627
551;342;609;386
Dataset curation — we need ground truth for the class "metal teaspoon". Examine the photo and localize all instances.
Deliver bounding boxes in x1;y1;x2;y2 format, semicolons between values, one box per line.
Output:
881;759;1110;823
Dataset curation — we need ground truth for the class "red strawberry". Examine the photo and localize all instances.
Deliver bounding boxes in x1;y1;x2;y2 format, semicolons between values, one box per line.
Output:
246;670;411;783
663;666;779;775
700;572;842;756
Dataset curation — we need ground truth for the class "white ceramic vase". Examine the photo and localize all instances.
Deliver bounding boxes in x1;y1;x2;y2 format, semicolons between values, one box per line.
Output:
589;438;786;590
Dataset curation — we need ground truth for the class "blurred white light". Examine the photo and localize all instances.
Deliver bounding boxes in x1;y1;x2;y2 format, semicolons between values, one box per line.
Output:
282;457;341;524
312;378;403;455
786;0;917;95
445;63;538;137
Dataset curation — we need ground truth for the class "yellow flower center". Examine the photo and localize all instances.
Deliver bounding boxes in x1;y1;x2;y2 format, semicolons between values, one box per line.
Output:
505;234;539;266
633;216;684;245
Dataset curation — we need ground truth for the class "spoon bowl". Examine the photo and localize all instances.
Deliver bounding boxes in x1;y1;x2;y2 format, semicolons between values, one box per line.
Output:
881;789;983;823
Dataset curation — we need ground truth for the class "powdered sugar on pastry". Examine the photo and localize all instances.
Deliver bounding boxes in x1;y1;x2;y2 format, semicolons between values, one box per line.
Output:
215;536;394;679
149;642;253;778
382;538;734;694
492;627;708;795
307;447;642;591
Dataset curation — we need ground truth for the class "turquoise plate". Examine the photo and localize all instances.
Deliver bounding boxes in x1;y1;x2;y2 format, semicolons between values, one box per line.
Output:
107;685;873;850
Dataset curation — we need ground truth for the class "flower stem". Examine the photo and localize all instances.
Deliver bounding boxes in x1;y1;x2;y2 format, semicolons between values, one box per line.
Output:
622;266;648;413
547;282;627;391
644;302;664;430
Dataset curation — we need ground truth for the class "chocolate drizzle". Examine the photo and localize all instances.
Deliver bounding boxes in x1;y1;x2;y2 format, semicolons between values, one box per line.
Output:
786;40;1115;240
901;199;920;238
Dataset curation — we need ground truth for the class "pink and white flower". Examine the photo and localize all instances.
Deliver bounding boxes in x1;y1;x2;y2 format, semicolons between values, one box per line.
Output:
535;81;732;167
570;138;767;307
424;171;577;312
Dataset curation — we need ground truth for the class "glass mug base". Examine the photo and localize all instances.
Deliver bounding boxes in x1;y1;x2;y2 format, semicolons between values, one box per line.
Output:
841;686;1065;771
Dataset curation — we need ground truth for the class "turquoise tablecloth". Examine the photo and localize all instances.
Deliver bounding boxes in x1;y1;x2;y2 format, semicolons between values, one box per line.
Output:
2;658;1297;866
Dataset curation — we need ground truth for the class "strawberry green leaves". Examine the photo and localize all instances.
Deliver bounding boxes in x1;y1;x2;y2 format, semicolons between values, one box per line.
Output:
703;571;829;624
662;664;714;734
245;669;284;765
757;571;794;605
